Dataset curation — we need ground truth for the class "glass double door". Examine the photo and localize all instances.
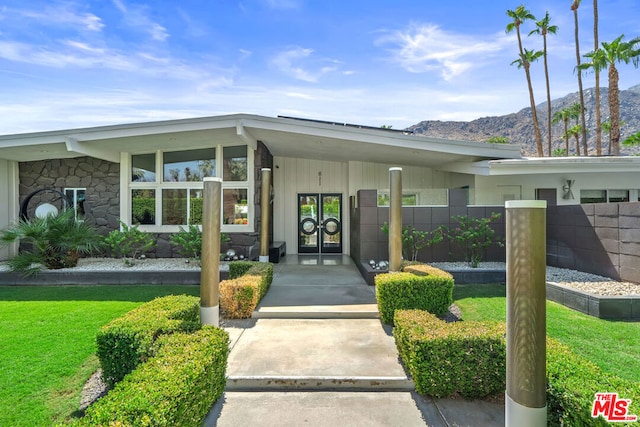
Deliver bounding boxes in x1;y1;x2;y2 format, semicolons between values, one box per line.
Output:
298;193;342;253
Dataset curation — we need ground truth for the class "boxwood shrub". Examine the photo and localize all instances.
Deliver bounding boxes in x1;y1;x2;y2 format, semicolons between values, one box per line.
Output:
79;326;229;427
546;338;640;426
375;267;454;324
96;295;200;386
221;261;273;318
393;309;506;398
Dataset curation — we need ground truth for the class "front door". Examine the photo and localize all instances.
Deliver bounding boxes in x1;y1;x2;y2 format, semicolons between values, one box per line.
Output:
298;193;342;253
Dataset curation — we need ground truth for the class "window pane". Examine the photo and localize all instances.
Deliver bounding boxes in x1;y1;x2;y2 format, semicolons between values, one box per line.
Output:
132;189;156;224
132;153;156;182
608;190;629;203
223;146;248;181
163;189;187;225
190;189;203;225
164;148;216;182
580;190;606;204
223;189;248;225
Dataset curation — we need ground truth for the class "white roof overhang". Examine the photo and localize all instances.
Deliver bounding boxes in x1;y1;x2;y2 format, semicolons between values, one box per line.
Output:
0;114;521;168
487;156;640;175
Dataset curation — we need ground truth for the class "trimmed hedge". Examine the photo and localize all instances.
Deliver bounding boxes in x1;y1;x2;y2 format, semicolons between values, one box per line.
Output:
394;309;640;425
393;309;506;398
96;295;200;386
403;264;454;280
546;338;640;426
375;268;454;324
221;261;273;318
78;326;229;427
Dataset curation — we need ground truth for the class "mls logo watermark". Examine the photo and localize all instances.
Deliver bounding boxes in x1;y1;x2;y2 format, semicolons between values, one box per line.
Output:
592;393;638;422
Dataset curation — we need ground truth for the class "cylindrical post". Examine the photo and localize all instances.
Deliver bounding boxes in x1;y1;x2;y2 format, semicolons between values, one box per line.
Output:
200;177;222;326
259;168;272;262
505;200;547;426
389;167;403;272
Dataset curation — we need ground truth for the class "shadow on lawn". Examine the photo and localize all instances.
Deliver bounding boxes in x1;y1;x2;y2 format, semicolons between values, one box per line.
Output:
453;283;506;300
0;285;199;302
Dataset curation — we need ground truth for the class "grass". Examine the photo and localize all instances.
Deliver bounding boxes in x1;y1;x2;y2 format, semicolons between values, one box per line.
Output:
0;285;199;427
453;284;640;383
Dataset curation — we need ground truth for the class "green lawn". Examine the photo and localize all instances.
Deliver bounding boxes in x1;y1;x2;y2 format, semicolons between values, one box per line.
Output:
454;284;640;383
0;285;199;427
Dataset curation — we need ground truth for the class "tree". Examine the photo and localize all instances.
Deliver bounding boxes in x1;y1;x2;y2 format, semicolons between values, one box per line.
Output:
507;5;544;157
593;0;602;155
579;47;607;154
487;136;509;144
571;0;589;156
622;131;640;147
583;35;640;155
529;11;558;157
554;103;581;155
568;124;585;156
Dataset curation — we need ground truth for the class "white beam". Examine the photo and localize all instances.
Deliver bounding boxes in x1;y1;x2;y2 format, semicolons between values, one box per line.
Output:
65;137;120;163
236;121;258;150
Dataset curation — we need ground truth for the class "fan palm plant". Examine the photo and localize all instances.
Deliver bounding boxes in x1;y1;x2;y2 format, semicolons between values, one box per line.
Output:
0;209;102;275
571;0;589;155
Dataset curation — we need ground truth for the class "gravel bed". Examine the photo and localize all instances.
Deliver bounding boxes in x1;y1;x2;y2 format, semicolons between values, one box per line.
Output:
0;257;229;272
431;262;640;296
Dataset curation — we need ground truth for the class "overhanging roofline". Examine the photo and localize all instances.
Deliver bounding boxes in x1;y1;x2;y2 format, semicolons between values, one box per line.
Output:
488;156;640;175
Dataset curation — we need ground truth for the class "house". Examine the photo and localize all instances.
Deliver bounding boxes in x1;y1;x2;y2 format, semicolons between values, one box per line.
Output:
1;114;640;282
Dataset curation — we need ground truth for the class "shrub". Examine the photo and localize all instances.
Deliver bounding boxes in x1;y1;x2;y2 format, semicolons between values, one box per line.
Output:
447;212;503;268
393;309;506;399
79;326;229;427
103;221;156;266
169;225;231;264
229;260;255;279
375;269;454;324
96;295;200;386
546;338;640;426
0;209;102;275
403;263;454;280
381;222;445;261
221;262;273;318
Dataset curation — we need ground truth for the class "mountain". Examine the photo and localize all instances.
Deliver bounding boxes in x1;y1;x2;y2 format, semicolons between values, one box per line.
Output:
408;84;640;156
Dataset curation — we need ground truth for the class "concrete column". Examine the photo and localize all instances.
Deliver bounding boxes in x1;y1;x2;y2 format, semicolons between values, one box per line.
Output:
200;177;222;326
389;167;403;271
259;168;272;262
505;200;547;427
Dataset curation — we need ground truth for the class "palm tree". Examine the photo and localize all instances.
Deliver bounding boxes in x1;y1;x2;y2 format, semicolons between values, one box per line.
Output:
529;11;558;157
568;124;584;156
583;35;640;155
507;5;544;157
552;106;573;155
571;0;589;155
593;0;602;155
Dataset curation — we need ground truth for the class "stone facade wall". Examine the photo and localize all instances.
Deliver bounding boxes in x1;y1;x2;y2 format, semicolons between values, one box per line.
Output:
19;156;120;236
18;141;274;260
350;189;506;264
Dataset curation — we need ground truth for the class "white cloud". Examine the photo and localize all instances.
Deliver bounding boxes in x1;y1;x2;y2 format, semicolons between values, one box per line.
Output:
271;47;338;83
111;0;169;42
377;23;512;81
6;4;104;32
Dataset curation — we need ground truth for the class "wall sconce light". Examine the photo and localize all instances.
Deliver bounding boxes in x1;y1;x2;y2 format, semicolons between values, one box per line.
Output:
562;180;575;200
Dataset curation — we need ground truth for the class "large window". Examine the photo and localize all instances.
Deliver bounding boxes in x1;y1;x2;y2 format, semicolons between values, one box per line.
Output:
128;145;252;231
580;189;630;204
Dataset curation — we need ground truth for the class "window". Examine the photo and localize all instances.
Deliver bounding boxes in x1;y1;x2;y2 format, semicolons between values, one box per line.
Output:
580;189;630;204
163;148;216;182
64;188;86;220
377;193;418;206
127;145;252;231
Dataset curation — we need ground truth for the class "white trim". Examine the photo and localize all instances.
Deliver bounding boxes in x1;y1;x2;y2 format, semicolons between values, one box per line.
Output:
490;156;640;175
505;200;547;209
505;394;546;427
200;305;219;327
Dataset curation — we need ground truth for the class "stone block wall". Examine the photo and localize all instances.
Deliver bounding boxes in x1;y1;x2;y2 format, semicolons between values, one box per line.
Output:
19;157;120;236
547;202;640;282
350;189;506;264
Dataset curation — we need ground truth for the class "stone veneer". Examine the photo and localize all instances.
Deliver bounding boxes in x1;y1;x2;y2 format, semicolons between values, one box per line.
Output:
19;156;120;235
18;141;274;259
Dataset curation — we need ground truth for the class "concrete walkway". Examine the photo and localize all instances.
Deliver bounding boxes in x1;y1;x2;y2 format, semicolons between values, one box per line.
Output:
204;255;504;426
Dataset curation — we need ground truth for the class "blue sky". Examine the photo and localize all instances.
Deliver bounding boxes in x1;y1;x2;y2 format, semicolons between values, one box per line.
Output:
1;0;639;134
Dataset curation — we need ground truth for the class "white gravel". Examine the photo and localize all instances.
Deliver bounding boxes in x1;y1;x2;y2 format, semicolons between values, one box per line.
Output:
0;257;230;272
431;262;640;296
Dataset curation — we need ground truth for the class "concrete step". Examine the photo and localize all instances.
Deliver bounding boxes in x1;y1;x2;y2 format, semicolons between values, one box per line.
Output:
252;304;379;319
226;375;414;391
